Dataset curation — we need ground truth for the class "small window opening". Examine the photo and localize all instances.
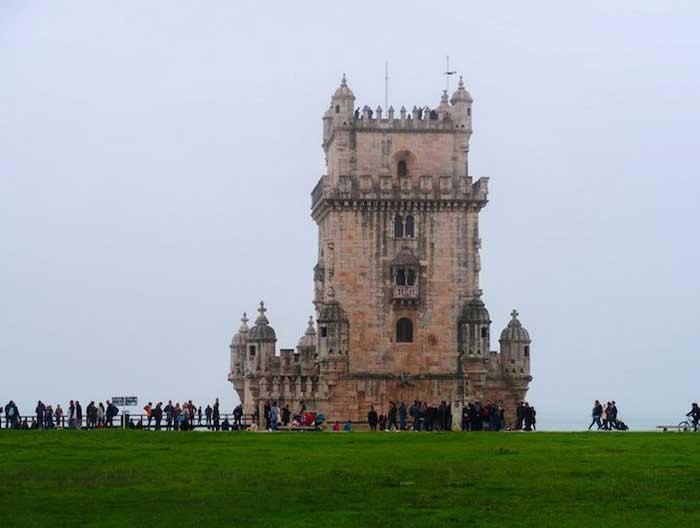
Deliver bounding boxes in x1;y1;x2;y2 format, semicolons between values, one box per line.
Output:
407;269;416;286
524;345;530;357
335;105;340;114
405;215;415;238
249;346;256;356
320;327;328;338
396;269;406;286
396;318;413;343
394;215;404;238
480;327;488;338
398;160;408;178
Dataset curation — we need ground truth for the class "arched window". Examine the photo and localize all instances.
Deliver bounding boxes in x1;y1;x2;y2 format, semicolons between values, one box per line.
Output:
405;214;415;238
407;269;416;286
524;346;530;357
394;215;403;238
395;268;406;286
396;318;413;343
398;160;408;178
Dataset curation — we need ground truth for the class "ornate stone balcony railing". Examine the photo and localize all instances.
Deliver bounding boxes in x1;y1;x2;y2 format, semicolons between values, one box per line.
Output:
393;285;418;299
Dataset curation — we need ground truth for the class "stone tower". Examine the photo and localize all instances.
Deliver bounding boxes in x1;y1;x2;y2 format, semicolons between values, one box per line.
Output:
228;75;533;427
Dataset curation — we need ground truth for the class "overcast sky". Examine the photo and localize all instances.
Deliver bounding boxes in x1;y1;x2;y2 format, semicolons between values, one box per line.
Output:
2;1;699;429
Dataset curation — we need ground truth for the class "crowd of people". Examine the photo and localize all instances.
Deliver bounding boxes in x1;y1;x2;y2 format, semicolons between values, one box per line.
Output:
588;400;629;431
0;399;235;431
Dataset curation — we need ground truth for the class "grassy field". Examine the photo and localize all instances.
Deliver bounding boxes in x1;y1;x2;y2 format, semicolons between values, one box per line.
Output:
2;430;699;527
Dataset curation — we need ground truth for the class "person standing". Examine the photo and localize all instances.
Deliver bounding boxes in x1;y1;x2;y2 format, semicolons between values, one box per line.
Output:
588;400;603;430
86;401;97;429
387;402;398;431
35;401;46;430
143;402;153;428
164;400;174;431
152;402;162;430
106;400;119;428
205;405;212;428
197;406;202;426
398;402;407;431
75;401;83;429
281;404;290;427
212;398;220;431
368;406;378;431
54;404;64;428
97;402;105;427
269;401;279;431
68;401;76;429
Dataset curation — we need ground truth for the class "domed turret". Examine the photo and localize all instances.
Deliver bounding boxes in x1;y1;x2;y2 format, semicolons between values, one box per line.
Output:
230;312;249;347
330;74;355;126
458;294;491;356
450;76;473;131
499;309;531;375
500;310;530;343
229;312;249;377
461;296;490;324
298;315;317;349
450;76;473;104
248;301;277;342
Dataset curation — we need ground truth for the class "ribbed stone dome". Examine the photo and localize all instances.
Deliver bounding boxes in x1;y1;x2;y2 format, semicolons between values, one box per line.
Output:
450;76;473;104
230;312;249;347
248;301;277;342
318;300;347;322
460;296;491;324
297;316;317;349
500;310;530;342
332;74;355;99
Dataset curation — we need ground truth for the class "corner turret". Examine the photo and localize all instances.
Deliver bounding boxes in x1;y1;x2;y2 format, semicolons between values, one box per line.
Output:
499;309;531;376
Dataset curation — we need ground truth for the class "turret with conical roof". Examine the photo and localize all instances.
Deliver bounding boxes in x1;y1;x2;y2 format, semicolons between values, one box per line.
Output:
297;315;317;374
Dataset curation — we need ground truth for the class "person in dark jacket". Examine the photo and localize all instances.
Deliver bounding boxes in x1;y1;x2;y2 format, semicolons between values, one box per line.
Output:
106;400;119;428
153;402;163;430
233;404;244;429
588;400;603;430
398;402;407;431
75;401;83;429
387;402;398;430
35;401;46;430
368;406;378;431
515;402;526;431
212;398;220;431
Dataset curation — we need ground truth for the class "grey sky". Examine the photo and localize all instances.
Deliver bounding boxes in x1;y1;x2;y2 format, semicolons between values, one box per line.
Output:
1;1;699;428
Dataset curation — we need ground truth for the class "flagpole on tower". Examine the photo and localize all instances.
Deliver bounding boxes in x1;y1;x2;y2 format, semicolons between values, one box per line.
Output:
385;61;389;111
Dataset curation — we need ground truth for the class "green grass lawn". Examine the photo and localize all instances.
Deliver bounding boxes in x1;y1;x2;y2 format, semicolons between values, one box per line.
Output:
1;430;699;527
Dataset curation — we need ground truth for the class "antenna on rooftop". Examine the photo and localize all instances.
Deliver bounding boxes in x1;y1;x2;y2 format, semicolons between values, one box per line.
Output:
385;61;389;111
444;55;457;92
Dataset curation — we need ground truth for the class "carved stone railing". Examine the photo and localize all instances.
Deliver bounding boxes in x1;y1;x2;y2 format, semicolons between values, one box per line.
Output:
393;285;418;299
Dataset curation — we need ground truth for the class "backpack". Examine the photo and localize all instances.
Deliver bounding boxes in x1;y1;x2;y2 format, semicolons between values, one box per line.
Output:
8;407;15;418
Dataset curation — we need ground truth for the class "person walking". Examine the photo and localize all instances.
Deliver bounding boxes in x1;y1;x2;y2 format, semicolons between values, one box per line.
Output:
368;406;378;431
588;400;603;430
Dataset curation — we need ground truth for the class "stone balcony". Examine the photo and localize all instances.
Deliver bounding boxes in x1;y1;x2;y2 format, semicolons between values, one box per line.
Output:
311;174;489;218
393;285;418;304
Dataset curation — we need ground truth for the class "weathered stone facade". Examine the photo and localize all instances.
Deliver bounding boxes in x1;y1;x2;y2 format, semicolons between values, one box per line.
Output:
228;76;532;427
